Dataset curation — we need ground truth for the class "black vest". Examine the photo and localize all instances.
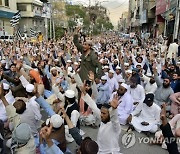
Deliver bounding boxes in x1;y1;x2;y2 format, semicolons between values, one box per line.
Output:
65;102;80;129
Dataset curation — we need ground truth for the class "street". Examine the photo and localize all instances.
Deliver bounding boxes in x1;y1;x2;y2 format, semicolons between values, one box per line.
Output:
68;125;168;154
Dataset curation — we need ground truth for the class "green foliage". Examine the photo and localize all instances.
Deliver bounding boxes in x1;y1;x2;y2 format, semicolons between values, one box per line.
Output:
65;4;114;35
65;5;86;18
55;27;65;39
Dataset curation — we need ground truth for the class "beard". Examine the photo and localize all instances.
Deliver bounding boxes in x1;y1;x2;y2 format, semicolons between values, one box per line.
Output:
163;83;170;88
149;79;155;84
52;73;57;77
101;116;110;124
130;85;136;88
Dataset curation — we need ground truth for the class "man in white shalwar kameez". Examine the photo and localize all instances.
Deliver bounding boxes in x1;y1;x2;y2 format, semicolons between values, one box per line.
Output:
127;93;161;133
110;83;133;125
81;86;121;154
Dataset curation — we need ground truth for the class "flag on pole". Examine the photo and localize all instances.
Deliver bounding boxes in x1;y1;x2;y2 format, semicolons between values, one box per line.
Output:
10;11;21;27
16;29;22;40
30;28;38;37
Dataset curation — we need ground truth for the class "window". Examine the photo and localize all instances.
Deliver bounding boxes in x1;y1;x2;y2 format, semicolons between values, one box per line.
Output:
4;0;9;7
17;4;27;11
0;0;2;6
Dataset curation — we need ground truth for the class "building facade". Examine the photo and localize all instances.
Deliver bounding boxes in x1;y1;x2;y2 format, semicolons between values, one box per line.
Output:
16;0;45;36
0;0;17;36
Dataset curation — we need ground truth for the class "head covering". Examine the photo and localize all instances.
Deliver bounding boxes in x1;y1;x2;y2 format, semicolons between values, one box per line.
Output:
116;66;121;70
121;83;128;89
126;70;132;74
29;69;42;84
101;75;107;80
67;60;72;63
3;83;10;90
118;78;125;83
124;63;129;66
50;67;57;72
136;63;142;67
26;84;35;93
50;114;63;128
109;70;114;74
104;65;109;69
144;93;154;104
80;137;99;154
65;90;75;98
12;123;31;144
1;60;6;64
74;62;79;65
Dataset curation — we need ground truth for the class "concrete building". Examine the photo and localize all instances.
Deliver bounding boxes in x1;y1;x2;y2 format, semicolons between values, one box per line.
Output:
0;0;17;36
16;0;45;35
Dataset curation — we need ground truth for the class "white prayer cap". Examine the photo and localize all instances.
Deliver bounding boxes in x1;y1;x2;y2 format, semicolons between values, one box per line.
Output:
33;54;37;57
20;56;23;59
109;70;114;74
74;62;79;65
101;75;108;80
54;59;59;62
136;63;142;67
121;83;129;89
99;59;104;63
3;83;10;90
67;66;73;72
116;66;121;70
177;61;180;65
50;67;57;72
104;65;109;69
79;59;82;62
50;114;63;128
114;59;119;62
26;84;35;93
118;79;125;83
67;60;72;63
126;70;132;74
124;63;129;66
65;90;75;98
1;60;6;64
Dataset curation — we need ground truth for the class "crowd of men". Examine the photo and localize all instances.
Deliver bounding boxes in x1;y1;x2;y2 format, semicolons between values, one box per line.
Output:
0;28;180;154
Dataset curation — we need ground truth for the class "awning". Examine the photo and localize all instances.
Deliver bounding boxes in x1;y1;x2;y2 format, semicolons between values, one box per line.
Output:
0;10;15;19
162;7;176;20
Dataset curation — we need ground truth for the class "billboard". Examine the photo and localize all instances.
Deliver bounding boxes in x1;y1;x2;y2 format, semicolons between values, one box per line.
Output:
156;0;167;15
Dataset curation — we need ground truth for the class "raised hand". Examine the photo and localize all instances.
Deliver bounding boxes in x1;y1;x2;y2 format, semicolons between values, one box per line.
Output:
110;94;120;109
160;103;168;126
88;71;94;82
40;124;53;141
0;84;4;99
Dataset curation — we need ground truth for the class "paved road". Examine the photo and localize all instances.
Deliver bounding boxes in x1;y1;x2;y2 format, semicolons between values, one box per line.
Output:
68;125;168;154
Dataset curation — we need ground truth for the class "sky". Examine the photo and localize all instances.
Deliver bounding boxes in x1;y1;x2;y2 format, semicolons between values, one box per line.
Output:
68;0;129;27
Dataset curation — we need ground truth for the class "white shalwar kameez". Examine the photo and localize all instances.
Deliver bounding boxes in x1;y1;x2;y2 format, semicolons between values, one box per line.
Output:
82;94;121;154
131;103;161;133
110;92;133;125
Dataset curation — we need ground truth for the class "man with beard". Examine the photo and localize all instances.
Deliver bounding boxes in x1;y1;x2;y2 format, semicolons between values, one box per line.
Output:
73;28;103;82
141;73;157;94
81;84;121;154
110;83;133;125
64;90;80;142
127;93;161;134
153;66;174;111
170;73;179;92
128;77;145;110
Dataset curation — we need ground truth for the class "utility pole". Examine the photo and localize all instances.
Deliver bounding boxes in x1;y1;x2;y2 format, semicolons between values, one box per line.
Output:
173;0;180;39
52;19;55;39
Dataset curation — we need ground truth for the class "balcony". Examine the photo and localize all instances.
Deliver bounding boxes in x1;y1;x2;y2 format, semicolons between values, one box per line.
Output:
20;10;43;18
